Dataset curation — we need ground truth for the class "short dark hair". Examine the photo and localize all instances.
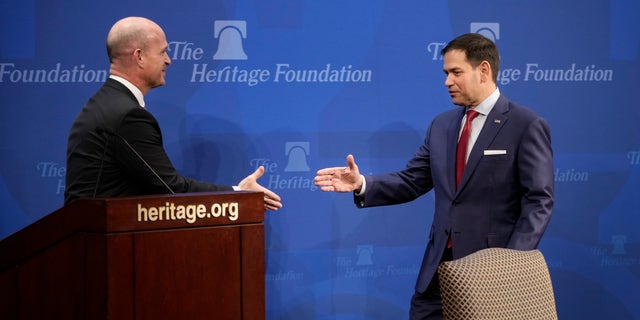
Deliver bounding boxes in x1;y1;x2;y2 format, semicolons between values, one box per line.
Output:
441;33;500;83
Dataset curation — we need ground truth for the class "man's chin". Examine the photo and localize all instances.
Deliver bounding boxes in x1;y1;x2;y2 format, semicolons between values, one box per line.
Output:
152;81;166;88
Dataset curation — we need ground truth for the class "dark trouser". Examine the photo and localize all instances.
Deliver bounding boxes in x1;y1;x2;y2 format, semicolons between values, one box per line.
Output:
409;247;453;320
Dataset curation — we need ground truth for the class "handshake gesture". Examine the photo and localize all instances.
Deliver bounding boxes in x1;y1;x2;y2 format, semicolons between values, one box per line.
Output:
313;154;364;193
238;166;283;211
239;154;364;211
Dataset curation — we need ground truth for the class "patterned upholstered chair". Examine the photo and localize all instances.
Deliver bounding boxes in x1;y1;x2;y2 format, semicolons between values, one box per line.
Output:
437;248;557;320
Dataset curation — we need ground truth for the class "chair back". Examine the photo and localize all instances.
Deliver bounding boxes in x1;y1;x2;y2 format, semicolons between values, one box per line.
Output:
437;248;557;320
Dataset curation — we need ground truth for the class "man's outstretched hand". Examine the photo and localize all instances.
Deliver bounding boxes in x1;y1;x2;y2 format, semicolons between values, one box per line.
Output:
314;154;363;193
238;166;283;211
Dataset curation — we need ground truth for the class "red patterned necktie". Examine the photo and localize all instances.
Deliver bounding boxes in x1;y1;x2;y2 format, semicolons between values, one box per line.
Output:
455;109;480;187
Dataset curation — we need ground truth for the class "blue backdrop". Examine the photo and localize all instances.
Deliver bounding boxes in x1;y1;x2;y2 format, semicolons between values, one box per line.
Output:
1;0;639;319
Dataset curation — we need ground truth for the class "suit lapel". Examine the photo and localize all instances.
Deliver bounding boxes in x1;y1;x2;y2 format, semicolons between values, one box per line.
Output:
457;96;510;192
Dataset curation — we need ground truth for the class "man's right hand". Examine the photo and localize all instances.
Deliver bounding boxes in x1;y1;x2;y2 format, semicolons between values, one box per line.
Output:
314;154;363;193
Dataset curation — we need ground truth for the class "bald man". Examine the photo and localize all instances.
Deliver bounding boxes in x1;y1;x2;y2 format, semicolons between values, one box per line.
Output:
65;17;282;211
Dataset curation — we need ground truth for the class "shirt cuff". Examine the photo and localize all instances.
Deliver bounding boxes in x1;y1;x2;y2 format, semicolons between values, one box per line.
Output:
355;174;366;196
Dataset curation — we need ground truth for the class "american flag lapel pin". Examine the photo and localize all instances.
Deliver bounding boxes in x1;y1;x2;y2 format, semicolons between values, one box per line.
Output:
494;119;501;124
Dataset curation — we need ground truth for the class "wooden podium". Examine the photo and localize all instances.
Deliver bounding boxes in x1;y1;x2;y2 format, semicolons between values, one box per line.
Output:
0;191;265;319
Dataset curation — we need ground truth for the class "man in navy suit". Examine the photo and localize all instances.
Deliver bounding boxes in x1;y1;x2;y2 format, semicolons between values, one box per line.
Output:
314;33;554;319
65;17;282;211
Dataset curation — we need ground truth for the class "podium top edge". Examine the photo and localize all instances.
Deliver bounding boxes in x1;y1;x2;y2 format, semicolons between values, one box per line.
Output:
71;190;263;203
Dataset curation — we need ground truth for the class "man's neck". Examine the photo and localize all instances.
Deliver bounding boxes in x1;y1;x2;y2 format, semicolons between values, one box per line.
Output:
109;74;146;108
109;68;149;95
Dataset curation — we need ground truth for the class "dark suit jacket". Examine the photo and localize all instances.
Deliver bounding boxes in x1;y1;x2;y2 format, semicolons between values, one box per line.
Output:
64;78;232;204
355;94;554;293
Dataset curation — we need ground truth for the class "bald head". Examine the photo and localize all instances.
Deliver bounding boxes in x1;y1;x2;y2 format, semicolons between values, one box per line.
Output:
105;17;171;94
106;17;163;64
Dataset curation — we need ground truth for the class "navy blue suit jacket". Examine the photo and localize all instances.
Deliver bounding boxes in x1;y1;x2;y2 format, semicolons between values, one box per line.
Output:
355;94;554;293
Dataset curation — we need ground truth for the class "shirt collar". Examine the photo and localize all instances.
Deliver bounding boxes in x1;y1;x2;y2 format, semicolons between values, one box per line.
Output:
471;88;500;116
109;75;146;108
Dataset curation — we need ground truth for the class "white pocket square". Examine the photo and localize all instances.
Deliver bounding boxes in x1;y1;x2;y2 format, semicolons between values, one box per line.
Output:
484;149;507;155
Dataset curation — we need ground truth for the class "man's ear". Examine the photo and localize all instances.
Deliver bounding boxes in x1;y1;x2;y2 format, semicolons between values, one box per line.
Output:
134;48;143;65
479;60;492;83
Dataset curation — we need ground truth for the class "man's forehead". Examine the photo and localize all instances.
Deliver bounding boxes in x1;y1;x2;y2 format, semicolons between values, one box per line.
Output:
443;52;471;69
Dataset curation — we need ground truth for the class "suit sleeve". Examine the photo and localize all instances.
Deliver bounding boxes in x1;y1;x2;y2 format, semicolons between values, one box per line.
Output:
508;117;554;249
354;135;434;208
113;107;233;194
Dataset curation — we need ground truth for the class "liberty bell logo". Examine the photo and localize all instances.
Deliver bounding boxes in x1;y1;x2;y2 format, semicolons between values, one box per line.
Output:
470;22;500;43
611;235;627;255
356;245;374;266
213;20;248;60
284;142;310;172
